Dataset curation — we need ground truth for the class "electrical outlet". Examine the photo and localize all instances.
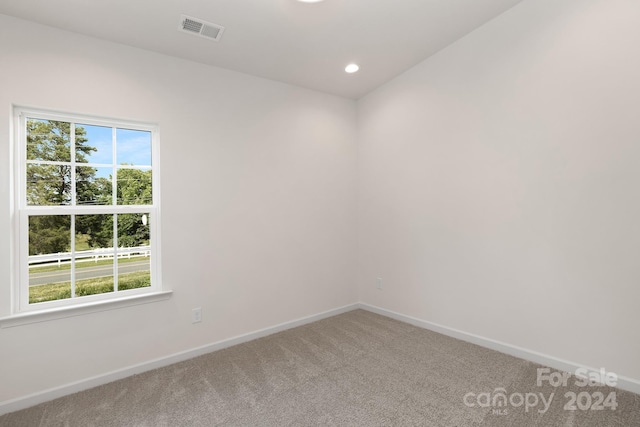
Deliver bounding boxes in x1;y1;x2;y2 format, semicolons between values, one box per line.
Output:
192;307;202;323
376;277;383;290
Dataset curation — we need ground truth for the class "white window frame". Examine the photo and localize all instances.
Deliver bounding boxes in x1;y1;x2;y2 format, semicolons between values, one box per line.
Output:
10;107;166;318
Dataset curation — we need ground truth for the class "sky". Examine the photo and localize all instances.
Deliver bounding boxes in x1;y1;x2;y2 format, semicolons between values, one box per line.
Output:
79;124;152;178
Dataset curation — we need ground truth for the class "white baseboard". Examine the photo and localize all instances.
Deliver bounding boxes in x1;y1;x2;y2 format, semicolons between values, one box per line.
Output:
0;303;359;416
3;301;638;416
358;303;640;396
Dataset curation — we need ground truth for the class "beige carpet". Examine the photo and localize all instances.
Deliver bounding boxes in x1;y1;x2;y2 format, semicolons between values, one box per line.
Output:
1;309;639;426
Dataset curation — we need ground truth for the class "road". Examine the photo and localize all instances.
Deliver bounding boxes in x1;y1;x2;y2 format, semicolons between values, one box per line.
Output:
29;260;150;287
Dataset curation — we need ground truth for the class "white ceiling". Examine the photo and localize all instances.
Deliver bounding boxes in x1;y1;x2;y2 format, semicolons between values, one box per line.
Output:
0;0;524;99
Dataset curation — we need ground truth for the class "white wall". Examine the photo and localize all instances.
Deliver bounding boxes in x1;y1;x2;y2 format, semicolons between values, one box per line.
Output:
358;0;640;381
0;14;357;403
3;0;640;409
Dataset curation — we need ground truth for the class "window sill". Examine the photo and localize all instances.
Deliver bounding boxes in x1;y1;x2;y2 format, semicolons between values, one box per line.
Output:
0;290;173;328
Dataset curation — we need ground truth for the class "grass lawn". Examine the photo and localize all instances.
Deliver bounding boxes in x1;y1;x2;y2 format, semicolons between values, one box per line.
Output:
29;271;151;304
30;255;147;273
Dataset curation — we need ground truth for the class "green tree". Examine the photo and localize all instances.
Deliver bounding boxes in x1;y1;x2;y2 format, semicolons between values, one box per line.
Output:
115;168;152;247
29;216;71;256
75;175;114;249
78;214;114;249
27;120;97;254
117;214;150;247
116;168;152;205
26;119;95;206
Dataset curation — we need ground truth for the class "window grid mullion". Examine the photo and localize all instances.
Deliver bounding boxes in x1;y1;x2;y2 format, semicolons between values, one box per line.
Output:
70;214;76;298
113;214;118;293
112;127;118;293
70;123;76;299
71;122;76;208
112;127;117;207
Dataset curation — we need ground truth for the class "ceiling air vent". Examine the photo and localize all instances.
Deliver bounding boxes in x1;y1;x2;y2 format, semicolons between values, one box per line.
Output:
178;15;225;42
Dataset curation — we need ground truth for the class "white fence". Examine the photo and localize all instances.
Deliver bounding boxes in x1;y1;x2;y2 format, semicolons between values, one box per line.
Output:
29;246;150;267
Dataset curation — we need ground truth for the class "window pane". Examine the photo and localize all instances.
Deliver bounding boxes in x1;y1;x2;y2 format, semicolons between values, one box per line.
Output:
27;164;71;206
76;166;113;206
26;119;71;162
116;128;151;166
28;215;72;303
76;214;114;251
116;168;152;205
117;213;150;247
75;214;115;297
117;213;151;291
76;124;113;164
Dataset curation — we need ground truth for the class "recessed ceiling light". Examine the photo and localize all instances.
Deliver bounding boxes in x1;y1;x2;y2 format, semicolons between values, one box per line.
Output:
297;0;325;3
345;63;360;74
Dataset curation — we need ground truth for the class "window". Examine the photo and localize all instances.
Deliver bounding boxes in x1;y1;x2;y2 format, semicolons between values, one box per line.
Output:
13;107;162;313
